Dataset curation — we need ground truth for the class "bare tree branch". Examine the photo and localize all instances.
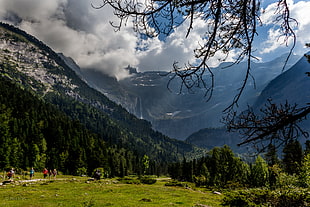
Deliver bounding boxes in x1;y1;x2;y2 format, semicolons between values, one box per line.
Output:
225;100;310;151
93;0;296;109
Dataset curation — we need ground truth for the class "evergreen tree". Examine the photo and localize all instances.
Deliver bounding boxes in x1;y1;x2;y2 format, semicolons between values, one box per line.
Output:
142;155;150;175
249;155;269;187
0;104;11;169
304;140;310;155
299;153;310;188
282;140;303;175
264;144;279;166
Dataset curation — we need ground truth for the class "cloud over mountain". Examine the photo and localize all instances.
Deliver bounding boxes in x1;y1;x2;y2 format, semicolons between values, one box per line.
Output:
0;0;309;78
0;0;139;79
259;0;310;56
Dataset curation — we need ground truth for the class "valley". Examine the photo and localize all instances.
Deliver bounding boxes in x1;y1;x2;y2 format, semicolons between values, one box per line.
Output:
1;20;310;207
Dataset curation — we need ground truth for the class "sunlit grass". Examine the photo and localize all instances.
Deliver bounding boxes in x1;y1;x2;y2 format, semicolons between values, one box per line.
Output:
0;176;223;206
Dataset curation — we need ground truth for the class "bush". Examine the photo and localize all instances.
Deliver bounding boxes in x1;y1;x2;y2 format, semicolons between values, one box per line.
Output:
194;175;207;187
76;167;87;176
139;176;157;185
222;188;310;207
222;189;267;207
164;180;186;187
117;177;140;184
269;189;310;207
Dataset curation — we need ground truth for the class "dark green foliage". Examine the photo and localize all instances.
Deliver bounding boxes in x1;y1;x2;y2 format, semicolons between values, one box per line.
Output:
264;144;279;166
139;176;157;184
164;180;187;187
248;156;269;187
282;140;303;175
117;176;141;184
304;140;310;155
0;76;142;175
169;145;249;187
223;188;310;207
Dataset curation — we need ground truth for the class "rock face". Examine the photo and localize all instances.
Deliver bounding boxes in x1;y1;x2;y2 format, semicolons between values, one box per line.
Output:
0;26;78;97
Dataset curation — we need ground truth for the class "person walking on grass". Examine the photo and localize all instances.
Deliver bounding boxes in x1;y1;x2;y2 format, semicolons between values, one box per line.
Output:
30;167;34;179
49;169;53;179
7;168;14;180
52;169;57;179
42;168;48;179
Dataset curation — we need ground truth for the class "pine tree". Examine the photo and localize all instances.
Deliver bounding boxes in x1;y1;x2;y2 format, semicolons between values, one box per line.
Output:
264;144;279;166
282;140;303;175
0;105;11;169
250;155;269;187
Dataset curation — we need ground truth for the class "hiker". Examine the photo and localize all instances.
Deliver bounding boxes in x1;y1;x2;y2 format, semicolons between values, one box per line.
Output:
49;169;53;179
30;167;35;179
42;168;48;179
93;169;101;180
52;169;57;179
7;168;14;180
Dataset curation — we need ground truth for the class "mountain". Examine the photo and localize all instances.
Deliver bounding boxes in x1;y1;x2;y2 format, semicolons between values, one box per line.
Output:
76;53;300;140
253;52;310;110
185;53;310;151
185;128;247;153
0;22;204;173
252;51;310;132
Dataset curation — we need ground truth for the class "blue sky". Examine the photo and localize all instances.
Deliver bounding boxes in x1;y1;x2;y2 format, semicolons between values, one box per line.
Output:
0;0;309;79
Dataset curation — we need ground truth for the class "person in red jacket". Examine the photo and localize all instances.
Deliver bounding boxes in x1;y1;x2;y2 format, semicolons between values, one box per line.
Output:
42;168;48;179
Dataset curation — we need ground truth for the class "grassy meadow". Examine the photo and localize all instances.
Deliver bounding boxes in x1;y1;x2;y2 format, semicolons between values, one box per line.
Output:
0;175;223;207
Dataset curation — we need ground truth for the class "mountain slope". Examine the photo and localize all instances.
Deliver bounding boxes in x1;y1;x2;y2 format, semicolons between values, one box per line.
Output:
0;74;111;174
77;54;300;140
186;54;310;151
253;53;310;109
0;22;204;165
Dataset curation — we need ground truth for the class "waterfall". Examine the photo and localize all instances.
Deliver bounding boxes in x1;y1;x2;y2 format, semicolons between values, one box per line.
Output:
139;97;143;119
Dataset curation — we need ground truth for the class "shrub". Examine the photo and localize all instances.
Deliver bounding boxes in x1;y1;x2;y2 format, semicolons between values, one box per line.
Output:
117;177;140;184
223;188;310;207
139;176;157;185
222;189;268;207
194;175;207;187
164;180;186;187
76;167;87;176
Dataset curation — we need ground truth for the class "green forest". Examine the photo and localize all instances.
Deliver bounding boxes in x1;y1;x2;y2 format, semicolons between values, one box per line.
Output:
0;75;146;176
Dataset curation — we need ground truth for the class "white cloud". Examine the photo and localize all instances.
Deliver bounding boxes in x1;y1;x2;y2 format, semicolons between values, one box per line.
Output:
259;0;310;55
0;0;139;79
0;0;308;77
1;0;67;21
137;17;237;71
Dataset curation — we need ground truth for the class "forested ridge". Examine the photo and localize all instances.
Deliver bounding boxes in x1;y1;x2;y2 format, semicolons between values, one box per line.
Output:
0;75;144;176
0;22;204;175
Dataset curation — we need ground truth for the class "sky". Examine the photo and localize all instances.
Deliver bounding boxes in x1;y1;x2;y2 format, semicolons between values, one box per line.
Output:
0;0;309;80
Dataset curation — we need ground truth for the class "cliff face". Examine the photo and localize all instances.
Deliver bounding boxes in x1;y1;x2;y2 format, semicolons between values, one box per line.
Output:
0;25;79;97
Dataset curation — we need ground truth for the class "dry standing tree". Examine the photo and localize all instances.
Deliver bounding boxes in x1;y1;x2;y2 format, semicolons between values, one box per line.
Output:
225;99;310;153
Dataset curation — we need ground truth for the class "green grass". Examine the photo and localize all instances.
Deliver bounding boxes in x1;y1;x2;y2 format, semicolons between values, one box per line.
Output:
0;176;223;207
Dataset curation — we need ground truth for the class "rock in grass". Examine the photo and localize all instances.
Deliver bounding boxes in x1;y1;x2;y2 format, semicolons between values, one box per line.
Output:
140;198;152;202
